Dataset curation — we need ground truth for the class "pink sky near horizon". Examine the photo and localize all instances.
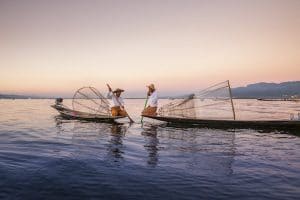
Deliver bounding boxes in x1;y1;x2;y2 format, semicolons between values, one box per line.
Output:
0;0;299;97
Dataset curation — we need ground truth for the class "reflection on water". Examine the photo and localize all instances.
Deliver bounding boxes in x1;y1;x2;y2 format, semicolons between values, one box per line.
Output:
54;117;238;175
55;117;129;162
141;124;159;167
108;123;126;160
0;99;300;199
155;124;237;176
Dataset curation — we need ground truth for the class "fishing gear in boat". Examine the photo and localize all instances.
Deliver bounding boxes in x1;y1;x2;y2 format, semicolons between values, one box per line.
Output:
142;80;300;131
72;86;110;115
51;86;126;122
157;80;235;120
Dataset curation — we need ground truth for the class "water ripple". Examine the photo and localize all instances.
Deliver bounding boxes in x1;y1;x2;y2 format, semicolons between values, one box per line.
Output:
0;99;299;199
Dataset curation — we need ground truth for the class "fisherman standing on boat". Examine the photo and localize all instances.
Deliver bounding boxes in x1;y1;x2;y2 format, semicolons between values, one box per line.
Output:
142;84;158;116
106;84;128;117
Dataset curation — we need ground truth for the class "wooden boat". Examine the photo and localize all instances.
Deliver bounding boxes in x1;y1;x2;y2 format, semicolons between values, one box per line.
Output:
142;115;300;131
51;88;129;123
51;104;69;112
143;81;300;132
257;98;300;102
51;104;125;122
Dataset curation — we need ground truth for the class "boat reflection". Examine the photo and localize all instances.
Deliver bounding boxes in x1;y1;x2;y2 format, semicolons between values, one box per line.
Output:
155;123;236;176
54;117;237;175
54;117;128;162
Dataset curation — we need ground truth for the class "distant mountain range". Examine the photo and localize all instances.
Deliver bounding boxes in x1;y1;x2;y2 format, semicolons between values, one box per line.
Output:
0;94;45;99
232;81;300;98
0;94;30;99
1;81;299;99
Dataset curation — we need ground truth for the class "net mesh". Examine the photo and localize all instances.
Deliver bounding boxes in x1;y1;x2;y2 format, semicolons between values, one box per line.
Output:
158;81;235;120
72;87;110;116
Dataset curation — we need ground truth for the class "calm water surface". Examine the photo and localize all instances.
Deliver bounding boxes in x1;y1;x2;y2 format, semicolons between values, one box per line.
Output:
0;99;299;199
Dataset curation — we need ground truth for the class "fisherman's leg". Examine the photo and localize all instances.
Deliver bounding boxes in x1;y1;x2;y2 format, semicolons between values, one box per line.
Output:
148;106;157;116
119;109;128;117
111;107;119;116
142;106;150;115
142;106;157;116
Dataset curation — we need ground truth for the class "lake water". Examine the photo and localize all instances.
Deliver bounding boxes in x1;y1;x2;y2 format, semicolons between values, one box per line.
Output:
0;99;299;199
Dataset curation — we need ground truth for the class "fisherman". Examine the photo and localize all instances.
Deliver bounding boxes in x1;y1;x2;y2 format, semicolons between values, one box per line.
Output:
55;98;63;106
142;83;158;116
106;84;128;117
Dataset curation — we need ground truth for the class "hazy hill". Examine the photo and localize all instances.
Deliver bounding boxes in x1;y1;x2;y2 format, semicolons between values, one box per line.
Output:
232;81;300;98
1;81;300;99
0;94;42;99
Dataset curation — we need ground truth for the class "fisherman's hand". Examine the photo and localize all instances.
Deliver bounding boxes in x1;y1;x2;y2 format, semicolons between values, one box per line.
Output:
106;84;112;92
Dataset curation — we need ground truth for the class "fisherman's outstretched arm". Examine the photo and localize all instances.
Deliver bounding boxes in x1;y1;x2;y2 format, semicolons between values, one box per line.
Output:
106;84;113;98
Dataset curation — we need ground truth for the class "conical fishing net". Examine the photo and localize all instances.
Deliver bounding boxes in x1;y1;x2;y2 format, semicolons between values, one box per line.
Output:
158;81;236;120
72;87;110;116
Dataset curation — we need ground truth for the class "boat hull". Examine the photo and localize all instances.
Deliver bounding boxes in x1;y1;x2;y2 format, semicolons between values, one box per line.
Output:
257;98;300;102
51;104;125;122
142;115;300;131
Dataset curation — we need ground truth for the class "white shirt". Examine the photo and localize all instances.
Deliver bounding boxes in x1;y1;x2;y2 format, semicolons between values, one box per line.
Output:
107;92;124;107
148;91;158;107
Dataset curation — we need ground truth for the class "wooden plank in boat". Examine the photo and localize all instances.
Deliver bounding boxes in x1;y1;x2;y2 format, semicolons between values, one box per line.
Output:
51;104;125;122
142;115;300;130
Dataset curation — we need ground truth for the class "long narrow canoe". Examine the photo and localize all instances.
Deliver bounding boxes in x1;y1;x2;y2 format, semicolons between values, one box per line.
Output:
142;115;300;131
51;104;125;122
257;98;300;102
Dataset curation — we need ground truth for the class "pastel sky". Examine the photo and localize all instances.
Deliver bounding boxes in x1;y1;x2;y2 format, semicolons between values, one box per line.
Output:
0;0;299;97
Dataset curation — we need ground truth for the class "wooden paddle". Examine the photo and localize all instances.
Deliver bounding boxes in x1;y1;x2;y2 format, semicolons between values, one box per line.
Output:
106;84;134;123
141;94;149;123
